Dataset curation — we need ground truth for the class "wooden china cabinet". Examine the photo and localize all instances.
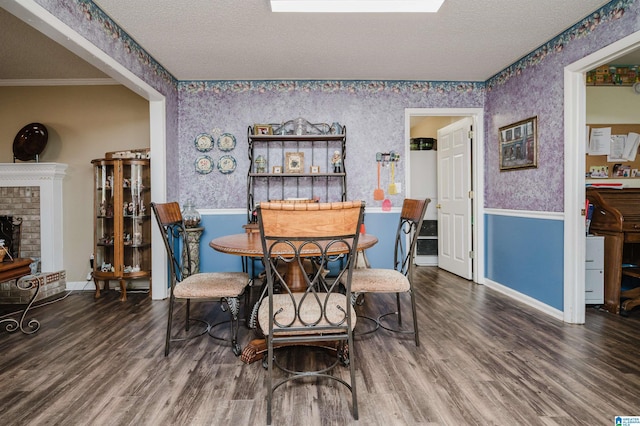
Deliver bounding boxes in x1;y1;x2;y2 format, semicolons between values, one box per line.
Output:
91;158;151;301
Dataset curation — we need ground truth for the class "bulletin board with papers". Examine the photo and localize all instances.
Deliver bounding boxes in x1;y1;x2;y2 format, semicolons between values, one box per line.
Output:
586;124;640;179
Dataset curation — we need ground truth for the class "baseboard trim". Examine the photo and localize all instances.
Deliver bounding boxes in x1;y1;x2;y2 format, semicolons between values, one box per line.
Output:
483;278;564;321
66;280;150;292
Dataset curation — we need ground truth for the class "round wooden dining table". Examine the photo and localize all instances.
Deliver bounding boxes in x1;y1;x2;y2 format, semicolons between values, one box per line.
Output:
209;232;378;292
209;231;378;364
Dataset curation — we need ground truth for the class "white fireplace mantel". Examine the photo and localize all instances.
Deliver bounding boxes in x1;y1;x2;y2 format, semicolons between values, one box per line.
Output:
0;163;67;272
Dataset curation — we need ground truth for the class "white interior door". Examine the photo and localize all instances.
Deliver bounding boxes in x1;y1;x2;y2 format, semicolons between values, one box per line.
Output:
437;117;473;279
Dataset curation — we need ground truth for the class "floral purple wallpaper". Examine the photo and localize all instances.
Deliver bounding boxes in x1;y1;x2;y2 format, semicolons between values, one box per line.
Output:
178;81;483;209
32;0;640;212
484;0;640;211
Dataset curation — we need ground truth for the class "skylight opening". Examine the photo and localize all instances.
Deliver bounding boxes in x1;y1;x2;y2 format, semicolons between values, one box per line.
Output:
270;0;445;13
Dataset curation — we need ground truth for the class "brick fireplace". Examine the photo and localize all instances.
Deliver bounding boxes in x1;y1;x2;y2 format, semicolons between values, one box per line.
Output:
0;163;67;273
0;163;67;304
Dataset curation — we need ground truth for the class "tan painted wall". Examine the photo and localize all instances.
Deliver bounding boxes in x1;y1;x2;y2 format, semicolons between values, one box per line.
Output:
0;85;149;284
587;86;640;123
410;116;463;138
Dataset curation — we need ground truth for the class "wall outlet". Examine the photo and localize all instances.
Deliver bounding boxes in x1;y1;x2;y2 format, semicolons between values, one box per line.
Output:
395;183;401;193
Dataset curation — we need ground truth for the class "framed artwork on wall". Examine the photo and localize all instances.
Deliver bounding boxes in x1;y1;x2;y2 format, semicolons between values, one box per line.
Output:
499;116;538;171
254;124;273;135
285;152;304;173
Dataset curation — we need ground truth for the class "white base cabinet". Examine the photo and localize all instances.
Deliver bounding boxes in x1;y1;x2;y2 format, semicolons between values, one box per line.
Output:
585;235;604;304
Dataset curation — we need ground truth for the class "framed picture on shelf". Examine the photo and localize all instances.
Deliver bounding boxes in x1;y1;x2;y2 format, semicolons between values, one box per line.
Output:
310;165;320;174
499;116;538;171
272;166;282;174
254;124;273;135
285;152;304;173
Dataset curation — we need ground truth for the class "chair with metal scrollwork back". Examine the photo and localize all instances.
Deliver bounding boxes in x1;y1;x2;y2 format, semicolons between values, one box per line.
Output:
343;198;430;345
256;200;365;425
151;202;248;357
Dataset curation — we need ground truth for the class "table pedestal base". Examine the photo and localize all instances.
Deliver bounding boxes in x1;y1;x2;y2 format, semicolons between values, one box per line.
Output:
241;338;341;364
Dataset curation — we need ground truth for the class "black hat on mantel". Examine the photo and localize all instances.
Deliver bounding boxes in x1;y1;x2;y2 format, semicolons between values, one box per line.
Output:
13;122;48;162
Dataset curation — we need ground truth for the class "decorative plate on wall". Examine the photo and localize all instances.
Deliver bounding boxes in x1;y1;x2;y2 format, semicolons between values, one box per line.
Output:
217;133;236;152
194;133;214;152
195;155;214;174
218;133;236;152
13;122;48;161
217;155;237;174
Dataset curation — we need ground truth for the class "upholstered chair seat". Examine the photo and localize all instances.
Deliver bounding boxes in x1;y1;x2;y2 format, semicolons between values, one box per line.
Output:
258;292;357;336
174;272;247;299
350;268;410;294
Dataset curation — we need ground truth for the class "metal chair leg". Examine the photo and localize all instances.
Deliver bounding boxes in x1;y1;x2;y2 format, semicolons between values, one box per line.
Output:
410;288;419;346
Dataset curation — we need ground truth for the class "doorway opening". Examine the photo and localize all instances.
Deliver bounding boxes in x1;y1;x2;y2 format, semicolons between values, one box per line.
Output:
4;0;170;299
564;30;640;324
404;108;485;284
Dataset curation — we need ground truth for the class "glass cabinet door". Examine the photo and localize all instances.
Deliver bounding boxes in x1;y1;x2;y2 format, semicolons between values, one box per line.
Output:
94;160;116;276
122;161;151;277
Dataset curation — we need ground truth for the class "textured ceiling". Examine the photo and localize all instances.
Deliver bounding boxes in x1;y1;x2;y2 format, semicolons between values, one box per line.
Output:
90;0;611;81
2;0;637;82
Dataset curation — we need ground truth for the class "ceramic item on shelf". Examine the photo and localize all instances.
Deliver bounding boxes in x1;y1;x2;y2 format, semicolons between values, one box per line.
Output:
331;150;343;173
182;199;201;228
217;133;236;152
194;133;214;152
195;155;214;174
255;155;267;173
330;122;342;135
218;155;237;174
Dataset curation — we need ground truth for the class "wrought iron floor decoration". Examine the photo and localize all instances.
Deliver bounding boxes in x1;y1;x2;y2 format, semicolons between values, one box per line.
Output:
0;274;41;335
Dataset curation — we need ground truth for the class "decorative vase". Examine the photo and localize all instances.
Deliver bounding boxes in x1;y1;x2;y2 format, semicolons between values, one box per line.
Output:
182;199;201;228
294;117;307;135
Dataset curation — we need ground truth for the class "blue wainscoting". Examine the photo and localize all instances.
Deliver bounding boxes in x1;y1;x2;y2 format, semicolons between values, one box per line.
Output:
198;209;400;274
485;213;564;310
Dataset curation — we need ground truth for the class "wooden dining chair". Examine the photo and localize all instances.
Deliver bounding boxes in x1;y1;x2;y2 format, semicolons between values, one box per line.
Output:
151;202;248;356
344;198;430;345
256;200;365;425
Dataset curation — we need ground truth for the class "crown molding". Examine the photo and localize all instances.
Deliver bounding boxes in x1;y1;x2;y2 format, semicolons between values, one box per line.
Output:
0;78;117;87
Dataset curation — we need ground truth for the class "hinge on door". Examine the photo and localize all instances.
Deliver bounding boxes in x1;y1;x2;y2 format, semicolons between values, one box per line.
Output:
469;250;475;259
468;130;474;139
468;190;474;199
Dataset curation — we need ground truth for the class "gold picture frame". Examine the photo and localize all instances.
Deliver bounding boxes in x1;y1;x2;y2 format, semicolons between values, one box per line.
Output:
254;124;273;135
272;166;282;174
285;152;304;173
310;165;320;174
499;116;538;171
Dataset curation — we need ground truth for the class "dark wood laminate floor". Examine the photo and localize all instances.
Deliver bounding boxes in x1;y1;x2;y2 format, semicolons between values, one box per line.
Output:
1;266;639;425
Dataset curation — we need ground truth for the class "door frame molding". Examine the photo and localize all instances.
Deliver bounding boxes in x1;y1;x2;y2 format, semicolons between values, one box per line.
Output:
405;108;485;283
4;0;169;299
564;30;640;324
